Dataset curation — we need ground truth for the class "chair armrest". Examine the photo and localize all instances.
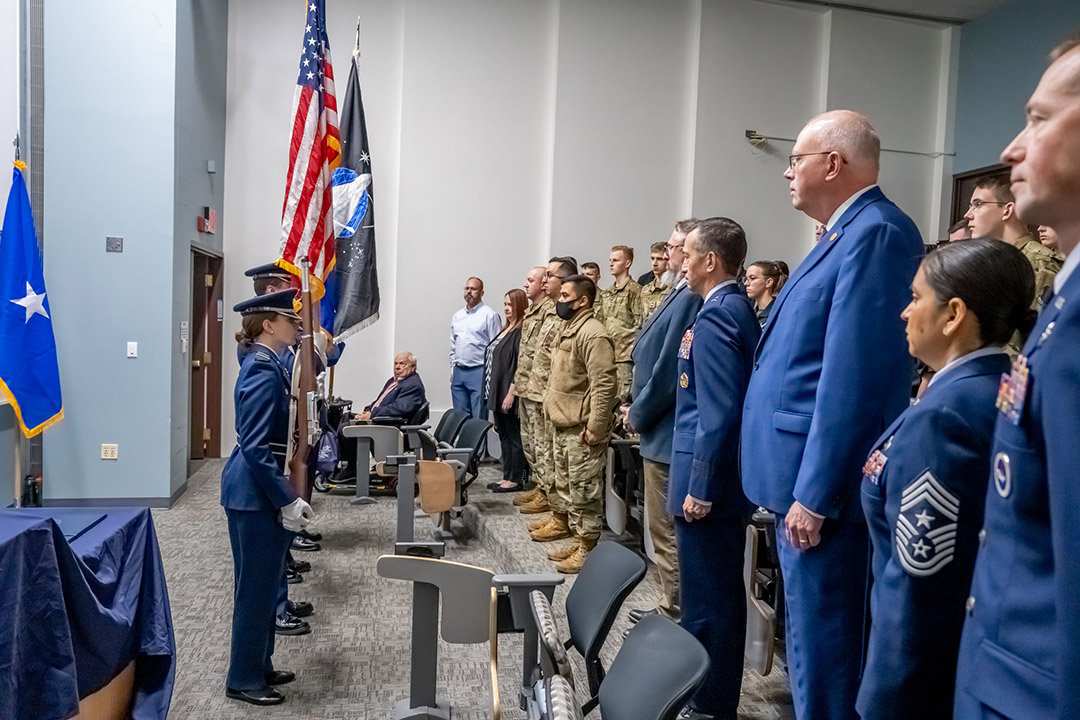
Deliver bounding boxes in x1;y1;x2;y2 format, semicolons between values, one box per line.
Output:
437;448;472;465
400;424;432;432
609;437;639;447
492;574;565;632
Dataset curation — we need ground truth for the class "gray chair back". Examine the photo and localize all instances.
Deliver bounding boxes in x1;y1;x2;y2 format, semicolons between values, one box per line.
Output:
597;614;710;720
564;542;647;695
434;409;468;445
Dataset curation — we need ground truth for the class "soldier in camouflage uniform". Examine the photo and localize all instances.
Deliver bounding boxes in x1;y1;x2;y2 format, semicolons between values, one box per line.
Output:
517;258;578;520
540;275;618;574
511;266;549;494
964;173;1062;355
596;245;643;400
640;241;671;321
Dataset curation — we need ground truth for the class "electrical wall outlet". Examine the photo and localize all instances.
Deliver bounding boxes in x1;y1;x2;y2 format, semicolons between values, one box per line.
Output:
101;443;119;460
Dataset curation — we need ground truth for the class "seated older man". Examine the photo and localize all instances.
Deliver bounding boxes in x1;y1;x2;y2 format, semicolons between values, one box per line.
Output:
355;352;426;422
335;352;427;481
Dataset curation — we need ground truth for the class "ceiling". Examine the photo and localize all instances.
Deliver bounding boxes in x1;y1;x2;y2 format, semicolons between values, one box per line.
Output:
785;0;1015;23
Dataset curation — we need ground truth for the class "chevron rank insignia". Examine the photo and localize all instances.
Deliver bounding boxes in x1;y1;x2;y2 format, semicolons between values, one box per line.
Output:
895;470;959;577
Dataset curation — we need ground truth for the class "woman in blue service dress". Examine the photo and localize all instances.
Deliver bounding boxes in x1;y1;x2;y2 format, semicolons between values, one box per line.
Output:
856;239;1036;720
222;289;314;706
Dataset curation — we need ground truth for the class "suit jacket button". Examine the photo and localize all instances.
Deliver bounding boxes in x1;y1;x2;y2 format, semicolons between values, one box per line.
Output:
978;528;986;545
965;596;976;614
753;362;759;371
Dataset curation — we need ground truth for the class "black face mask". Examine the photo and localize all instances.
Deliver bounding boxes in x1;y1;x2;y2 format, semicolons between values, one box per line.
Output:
555;300;579;321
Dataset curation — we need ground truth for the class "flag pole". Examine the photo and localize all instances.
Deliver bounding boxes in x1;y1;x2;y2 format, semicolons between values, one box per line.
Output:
355;17;360;55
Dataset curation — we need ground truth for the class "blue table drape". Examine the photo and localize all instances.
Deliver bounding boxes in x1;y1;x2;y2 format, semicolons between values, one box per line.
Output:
0;508;175;719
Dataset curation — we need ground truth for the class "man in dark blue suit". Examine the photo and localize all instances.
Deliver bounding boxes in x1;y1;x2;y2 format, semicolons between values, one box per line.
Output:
670;218;760;719
625;218;702;623
334;351;427;481
955;36;1080;720
740;110;922;719
353;352;426;422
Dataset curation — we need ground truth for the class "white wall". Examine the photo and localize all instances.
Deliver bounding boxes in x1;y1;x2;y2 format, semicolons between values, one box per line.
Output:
223;0;958;445
1;0;17;506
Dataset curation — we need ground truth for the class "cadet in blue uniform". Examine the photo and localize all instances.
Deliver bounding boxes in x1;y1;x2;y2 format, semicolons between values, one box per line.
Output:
222;289;314;706
857;240;1034;720
955;37;1080;719
670;218;760;719
740;110;923;719
243;264;317;635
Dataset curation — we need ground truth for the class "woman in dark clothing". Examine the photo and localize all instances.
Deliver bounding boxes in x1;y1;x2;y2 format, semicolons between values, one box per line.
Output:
485;289;527;492
745;260;789;328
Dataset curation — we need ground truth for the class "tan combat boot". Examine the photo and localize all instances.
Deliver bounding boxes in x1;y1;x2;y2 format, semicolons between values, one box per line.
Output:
528;515;551;532
518;492;550;515
546;539;580;562
513;487;539;507
556;535;598;574
530;512;571;542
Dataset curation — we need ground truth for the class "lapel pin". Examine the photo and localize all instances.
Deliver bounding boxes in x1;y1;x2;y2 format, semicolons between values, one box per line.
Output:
829;232;838;242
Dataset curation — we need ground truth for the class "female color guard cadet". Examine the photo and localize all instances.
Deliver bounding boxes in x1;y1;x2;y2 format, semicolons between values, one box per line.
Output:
856;239;1035;719
222;289;314;706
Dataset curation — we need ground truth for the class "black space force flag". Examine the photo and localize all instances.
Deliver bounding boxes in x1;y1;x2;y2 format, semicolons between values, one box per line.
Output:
325;39;380;342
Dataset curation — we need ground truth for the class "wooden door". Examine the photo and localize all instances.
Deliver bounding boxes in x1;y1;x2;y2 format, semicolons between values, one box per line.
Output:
190;251;224;460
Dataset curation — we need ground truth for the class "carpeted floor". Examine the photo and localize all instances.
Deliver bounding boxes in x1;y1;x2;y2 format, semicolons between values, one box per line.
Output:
153;460;793;719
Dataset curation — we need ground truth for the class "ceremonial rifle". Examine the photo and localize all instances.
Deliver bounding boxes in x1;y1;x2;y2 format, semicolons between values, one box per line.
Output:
288;257;320;501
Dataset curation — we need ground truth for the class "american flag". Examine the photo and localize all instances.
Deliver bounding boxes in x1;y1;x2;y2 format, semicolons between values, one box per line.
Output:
278;0;341;296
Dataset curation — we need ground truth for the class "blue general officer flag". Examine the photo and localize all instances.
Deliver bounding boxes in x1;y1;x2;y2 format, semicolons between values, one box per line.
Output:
0;162;63;436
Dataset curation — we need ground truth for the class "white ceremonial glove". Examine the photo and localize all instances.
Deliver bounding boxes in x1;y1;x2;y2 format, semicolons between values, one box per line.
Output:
281;497;314;532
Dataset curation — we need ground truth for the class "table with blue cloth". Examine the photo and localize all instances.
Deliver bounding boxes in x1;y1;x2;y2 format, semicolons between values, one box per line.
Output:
0;507;175;720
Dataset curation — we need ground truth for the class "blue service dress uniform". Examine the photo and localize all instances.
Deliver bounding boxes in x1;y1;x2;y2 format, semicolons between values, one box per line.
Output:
740;187;922;719
221;343;298;690
954;261;1080;719
856;350;1009;720
669;283;760;718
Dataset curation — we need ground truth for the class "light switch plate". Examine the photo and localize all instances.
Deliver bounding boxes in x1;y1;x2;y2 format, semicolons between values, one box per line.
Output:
127;342;138;358
106;236;123;252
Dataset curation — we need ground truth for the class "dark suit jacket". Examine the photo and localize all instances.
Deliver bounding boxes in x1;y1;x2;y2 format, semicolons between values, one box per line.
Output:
368;372;426;421
668;284;759;517
628;282;703;464
741;187;922;521
858;352;1008;719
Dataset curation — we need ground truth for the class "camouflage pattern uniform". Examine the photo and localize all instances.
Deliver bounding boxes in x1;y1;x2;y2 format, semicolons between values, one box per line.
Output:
640;277;670;322
545;308;617;540
1009;235;1063;356
597;278;643;399
515;297;552;477
526;302;567;511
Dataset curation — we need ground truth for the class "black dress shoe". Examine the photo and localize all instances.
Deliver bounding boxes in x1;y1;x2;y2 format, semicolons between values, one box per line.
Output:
226;686;284;706
264;670;296;686
300;528;323;542
291;536;321;552
492;482;525;494
287;600;314;618
288;559;312;573
275;614;311;636
628;607;658;624
286;568;304;585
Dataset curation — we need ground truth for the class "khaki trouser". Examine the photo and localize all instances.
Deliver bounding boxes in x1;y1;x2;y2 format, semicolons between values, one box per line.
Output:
553;425;605;539
644;459;680;620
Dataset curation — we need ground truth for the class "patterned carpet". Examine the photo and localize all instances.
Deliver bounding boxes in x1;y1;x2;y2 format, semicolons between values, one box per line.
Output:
153;460;793;719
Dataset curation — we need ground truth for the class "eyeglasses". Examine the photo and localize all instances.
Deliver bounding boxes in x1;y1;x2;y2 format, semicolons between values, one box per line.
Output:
545;272;566;280
968;199;1008;211
666;242;684;250
788;151;845;171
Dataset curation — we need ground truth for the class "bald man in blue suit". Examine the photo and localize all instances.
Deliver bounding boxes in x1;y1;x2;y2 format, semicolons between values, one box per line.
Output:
740;110;922;719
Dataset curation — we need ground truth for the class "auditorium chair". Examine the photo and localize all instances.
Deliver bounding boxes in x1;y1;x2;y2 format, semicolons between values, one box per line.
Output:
376;554;564;720
530;592;708;720
524;542;647;703
744;524;777;676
